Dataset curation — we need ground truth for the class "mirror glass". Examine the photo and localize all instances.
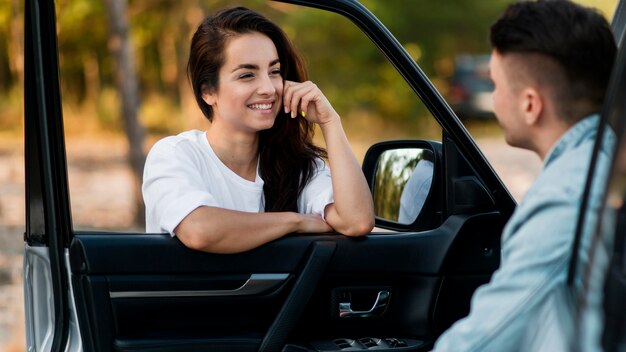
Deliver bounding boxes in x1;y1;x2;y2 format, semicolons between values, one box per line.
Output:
373;148;434;224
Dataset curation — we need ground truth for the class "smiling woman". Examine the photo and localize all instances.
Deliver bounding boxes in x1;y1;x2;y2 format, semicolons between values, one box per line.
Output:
142;6;375;254
20;0;550;350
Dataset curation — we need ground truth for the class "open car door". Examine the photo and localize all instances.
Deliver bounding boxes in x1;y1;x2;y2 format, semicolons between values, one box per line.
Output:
23;0;517;351
573;0;626;350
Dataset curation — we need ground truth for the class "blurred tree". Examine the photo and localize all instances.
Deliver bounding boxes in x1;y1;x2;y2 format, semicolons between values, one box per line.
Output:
0;0;23;132
0;0;617;230
1;0;618;133
104;0;146;226
374;149;422;221
8;0;23;90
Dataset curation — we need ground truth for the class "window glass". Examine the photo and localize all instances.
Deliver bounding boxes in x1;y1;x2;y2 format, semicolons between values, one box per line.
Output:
370;0;617;202
366;0;542;202
55;0;441;232
576;39;623;350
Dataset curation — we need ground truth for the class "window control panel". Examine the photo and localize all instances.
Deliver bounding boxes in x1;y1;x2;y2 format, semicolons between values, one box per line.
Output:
310;337;424;351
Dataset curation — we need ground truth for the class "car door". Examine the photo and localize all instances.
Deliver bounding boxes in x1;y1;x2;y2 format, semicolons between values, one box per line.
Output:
23;0;516;351
572;0;626;349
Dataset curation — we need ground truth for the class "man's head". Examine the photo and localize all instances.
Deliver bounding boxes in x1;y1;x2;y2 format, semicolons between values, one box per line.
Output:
489;0;616;151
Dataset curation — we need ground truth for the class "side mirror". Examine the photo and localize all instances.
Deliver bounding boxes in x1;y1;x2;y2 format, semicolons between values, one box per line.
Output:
363;141;442;230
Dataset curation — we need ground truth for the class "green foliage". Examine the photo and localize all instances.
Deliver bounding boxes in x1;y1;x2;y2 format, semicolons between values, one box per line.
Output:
56;0;108;102
374;149;423;221
140;94;184;134
0;0;617;136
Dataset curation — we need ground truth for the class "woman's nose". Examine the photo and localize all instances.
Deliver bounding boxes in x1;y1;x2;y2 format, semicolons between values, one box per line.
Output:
257;74;277;95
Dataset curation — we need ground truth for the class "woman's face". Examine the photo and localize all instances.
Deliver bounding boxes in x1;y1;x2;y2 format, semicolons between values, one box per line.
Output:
203;32;283;134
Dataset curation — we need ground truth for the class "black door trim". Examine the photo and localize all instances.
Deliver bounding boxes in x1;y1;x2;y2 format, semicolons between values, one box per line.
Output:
259;241;337;351
274;0;515;220
25;0;74;350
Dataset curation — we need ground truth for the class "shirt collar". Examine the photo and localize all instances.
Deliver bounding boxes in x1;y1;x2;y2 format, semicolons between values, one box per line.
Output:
543;114;600;168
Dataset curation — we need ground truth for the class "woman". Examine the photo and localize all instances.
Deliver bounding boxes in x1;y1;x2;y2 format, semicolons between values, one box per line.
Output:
142;7;374;254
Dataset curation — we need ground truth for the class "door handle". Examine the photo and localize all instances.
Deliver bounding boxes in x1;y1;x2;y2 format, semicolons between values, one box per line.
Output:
339;290;390;318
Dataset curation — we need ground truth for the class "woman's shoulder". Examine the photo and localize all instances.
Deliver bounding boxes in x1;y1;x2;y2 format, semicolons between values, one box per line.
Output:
311;157;331;177
312;157;328;169
150;130;207;154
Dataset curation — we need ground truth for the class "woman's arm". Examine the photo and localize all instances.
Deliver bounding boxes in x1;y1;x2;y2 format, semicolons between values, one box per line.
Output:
283;81;375;237
319;117;376;236
175;206;332;254
143;137;332;254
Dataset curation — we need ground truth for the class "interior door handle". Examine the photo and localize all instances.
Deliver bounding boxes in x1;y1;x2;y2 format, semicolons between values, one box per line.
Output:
339;290;390;318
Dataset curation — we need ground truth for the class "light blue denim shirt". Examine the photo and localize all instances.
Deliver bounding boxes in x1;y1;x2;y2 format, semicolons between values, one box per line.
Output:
433;115;612;351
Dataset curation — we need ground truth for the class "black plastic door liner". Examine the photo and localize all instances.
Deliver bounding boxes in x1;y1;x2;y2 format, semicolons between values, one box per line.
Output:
259;241;336;351
24;0;74;350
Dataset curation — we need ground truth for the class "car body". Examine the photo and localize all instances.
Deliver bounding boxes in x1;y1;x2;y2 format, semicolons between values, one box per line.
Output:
447;54;495;120
22;0;626;351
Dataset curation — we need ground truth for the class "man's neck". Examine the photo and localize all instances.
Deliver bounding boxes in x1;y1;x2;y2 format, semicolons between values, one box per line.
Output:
533;119;574;161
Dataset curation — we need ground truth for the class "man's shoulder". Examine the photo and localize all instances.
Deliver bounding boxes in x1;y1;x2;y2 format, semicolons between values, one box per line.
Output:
533;137;595;196
510;143;590;222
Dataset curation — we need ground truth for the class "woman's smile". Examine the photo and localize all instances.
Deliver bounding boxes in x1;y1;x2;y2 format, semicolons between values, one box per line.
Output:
248;101;276;114
203;32;284;132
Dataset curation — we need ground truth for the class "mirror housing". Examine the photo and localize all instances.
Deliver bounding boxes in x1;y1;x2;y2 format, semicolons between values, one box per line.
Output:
363;140;443;231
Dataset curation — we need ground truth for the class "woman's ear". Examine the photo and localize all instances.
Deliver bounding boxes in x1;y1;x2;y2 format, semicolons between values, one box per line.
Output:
201;86;217;106
520;87;543;126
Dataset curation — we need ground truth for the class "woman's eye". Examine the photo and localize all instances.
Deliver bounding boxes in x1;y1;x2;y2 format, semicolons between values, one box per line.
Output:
239;73;254;79
271;69;282;76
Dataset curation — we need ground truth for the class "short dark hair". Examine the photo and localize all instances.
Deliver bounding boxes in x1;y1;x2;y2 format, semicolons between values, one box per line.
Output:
490;0;616;118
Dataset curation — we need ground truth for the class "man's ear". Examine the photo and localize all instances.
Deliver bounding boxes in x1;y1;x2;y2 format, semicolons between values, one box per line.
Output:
519;87;543;126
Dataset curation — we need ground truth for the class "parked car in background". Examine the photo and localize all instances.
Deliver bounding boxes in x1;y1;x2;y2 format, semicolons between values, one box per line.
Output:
447;54;495;120
21;0;626;351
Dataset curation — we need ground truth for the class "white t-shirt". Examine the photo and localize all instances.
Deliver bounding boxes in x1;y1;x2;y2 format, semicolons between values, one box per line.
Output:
142;130;334;235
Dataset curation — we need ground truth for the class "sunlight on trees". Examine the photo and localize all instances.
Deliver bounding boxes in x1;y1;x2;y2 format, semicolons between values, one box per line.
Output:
0;0;618;230
1;0;617;140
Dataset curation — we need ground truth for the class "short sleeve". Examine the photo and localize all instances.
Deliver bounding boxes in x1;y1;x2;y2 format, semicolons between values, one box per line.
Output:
298;159;334;218
142;138;219;235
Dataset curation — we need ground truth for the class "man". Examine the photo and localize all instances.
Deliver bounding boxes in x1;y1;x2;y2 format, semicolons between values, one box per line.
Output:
433;1;616;350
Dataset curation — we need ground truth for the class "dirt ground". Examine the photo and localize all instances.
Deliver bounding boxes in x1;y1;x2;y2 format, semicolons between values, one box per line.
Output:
0;134;541;351
0;139;27;352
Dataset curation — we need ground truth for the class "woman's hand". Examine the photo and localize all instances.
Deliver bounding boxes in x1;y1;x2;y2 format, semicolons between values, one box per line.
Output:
283;80;338;125
284;80;374;238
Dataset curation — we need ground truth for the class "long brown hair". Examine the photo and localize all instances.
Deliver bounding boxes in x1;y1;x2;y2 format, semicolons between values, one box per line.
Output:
187;7;327;212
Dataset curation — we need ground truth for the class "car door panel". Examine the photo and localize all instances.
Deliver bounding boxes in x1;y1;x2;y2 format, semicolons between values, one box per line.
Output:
70;216;499;277
68;209;504;351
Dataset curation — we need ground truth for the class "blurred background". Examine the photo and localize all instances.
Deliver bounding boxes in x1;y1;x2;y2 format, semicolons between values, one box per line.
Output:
0;0;618;350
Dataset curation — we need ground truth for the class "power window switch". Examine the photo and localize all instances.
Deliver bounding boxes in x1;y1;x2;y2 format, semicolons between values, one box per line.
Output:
384;338;408;348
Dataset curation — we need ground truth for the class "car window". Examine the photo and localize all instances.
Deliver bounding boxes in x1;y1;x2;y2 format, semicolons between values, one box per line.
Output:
54;1;440;232
368;0;617;202
576;23;626;349
575;104;622;352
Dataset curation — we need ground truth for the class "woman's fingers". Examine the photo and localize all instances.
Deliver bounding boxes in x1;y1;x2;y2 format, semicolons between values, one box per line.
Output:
299;89;319;118
284;80;316;117
283;80;337;124
283;80;297;114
